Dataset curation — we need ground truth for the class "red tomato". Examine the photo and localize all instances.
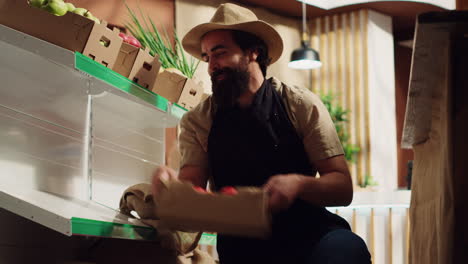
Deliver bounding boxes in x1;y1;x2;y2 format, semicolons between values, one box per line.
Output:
193;186;207;193
220;186;238;195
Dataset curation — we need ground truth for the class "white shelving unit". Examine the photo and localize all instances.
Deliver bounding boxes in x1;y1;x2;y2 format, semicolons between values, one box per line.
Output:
0;24;185;240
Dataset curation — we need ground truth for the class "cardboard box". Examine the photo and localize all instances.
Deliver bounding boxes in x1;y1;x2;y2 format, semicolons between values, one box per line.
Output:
113;43;161;89
156;181;271;238
151;69;204;110
0;0;122;68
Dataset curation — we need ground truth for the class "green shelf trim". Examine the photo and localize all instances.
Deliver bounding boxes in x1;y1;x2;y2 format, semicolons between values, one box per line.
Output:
199;233;217;246
71;217;156;240
171;103;187;120
74;52;168;112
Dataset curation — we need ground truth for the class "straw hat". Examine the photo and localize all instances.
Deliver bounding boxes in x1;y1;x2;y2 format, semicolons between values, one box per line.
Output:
182;3;283;64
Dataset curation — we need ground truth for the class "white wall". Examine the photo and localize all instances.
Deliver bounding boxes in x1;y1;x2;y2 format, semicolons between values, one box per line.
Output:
367;10;398;191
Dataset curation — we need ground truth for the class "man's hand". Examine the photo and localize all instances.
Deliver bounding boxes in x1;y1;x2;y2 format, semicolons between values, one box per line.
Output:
263;155;353;211
263;174;304;213
151;165;209;198
151;165;178;197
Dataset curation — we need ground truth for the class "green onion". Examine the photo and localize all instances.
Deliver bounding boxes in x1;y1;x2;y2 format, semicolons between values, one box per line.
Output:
125;3;199;78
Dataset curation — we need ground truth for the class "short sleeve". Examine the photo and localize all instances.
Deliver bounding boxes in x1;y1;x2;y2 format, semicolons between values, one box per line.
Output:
178;100;213;169
287;86;344;162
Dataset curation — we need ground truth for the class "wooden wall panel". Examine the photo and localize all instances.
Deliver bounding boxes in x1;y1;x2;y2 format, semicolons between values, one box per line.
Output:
310;10;371;186
310;9;398;189
457;0;468;9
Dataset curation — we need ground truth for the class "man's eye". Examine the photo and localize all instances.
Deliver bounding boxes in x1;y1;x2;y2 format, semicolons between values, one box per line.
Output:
214;51;226;57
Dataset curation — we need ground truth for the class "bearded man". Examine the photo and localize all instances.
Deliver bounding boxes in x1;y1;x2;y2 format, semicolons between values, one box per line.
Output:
153;3;371;264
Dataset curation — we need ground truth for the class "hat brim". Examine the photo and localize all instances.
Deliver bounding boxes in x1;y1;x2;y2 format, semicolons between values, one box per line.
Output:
182;20;283;64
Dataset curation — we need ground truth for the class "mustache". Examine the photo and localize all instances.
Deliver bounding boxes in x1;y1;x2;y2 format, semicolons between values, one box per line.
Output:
211;68;233;81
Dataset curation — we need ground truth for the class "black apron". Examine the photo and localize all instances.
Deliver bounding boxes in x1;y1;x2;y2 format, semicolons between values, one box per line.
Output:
207;79;350;263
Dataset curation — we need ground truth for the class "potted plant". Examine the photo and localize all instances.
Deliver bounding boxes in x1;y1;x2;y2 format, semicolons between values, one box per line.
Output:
320;93;377;189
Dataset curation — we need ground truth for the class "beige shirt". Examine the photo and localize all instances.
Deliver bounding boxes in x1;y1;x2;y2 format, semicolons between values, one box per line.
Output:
179;77;344;170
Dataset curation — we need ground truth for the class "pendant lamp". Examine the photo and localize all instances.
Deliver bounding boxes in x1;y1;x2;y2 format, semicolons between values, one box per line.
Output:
288;1;322;69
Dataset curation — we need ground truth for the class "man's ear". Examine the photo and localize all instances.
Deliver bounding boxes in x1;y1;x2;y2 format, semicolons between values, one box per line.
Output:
247;48;259;62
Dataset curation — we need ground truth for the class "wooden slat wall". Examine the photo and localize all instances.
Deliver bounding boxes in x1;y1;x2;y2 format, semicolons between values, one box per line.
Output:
310;10;370;186
457;0;468;9
332;206;409;264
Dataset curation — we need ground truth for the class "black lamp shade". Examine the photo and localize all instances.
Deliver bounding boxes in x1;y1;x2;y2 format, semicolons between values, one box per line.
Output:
288;43;322;69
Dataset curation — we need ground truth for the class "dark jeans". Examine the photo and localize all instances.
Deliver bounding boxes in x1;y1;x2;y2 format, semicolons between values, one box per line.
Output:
218;229;371;264
305;229;371;264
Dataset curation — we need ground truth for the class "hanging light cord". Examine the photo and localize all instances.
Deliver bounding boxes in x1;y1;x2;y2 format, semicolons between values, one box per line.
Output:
301;2;309;46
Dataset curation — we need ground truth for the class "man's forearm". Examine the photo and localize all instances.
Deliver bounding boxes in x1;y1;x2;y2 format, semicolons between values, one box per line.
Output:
297;172;353;207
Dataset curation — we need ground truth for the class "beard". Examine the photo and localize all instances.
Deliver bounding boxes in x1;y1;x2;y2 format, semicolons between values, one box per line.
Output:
211;62;250;109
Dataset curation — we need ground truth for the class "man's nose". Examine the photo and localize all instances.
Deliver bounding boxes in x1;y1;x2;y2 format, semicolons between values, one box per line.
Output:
209;60;219;76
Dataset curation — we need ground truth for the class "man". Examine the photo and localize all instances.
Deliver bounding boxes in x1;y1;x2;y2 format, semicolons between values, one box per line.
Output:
153;3;371;264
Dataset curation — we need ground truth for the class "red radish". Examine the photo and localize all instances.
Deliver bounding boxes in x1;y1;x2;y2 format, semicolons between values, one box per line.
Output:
127;36;142;48
118;32;129;42
220;186;238;195
126;35;137;41
193;186;207;193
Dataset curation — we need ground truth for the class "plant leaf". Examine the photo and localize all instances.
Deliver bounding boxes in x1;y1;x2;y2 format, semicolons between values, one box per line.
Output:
125;3;200;77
